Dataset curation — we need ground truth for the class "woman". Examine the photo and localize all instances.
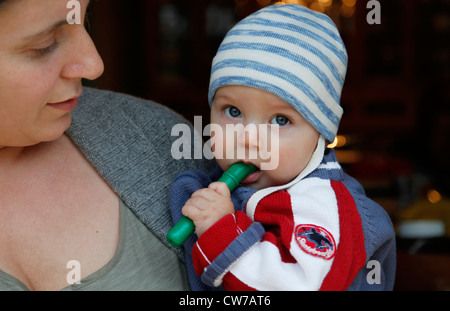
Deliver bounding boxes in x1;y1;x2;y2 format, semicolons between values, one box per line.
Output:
0;0;212;290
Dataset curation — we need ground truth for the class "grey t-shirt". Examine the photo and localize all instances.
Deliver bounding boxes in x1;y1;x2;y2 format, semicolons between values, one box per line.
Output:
0;200;189;291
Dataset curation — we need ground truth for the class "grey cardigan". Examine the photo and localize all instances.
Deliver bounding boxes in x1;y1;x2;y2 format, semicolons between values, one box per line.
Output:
66;87;214;260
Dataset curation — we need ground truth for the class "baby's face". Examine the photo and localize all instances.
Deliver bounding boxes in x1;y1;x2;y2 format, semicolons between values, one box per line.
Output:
210;85;319;190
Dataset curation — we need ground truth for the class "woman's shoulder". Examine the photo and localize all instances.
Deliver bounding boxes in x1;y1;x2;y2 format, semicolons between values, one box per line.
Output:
75;87;187;128
67;87;214;257
68;86;213;174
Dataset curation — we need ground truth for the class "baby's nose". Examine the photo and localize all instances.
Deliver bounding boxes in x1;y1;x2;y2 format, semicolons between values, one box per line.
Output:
238;123;259;150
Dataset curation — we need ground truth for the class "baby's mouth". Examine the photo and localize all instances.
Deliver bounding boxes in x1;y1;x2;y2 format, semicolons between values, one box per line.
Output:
240;168;262;184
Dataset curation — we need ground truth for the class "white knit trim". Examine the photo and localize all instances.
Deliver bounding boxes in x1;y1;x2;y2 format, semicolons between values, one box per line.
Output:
246;135;326;220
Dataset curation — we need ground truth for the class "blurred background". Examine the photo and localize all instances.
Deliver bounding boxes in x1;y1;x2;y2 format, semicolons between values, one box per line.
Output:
85;0;450;290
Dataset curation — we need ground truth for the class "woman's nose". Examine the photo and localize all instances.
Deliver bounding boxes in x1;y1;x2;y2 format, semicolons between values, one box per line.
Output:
60;26;104;81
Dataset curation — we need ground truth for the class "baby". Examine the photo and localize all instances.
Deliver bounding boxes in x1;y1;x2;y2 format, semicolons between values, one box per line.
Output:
170;4;396;291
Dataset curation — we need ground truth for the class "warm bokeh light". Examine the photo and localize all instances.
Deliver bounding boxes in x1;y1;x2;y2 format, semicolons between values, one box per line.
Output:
318;0;333;8
427;189;442;204
342;0;356;7
259;0;357;18
327;135;348;148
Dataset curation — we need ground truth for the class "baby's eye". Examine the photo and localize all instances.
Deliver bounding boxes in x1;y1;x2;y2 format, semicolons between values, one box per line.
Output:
270;115;291;126
224;106;242;118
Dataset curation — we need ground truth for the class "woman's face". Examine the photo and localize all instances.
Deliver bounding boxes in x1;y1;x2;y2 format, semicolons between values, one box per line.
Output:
0;0;104;148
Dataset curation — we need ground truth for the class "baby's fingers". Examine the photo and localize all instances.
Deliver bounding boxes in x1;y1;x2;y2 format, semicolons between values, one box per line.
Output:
183;195;209;212
191;188;218;202
208;182;231;197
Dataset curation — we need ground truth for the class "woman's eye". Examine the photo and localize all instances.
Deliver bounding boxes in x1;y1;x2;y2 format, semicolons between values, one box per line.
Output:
224;106;242;118
32;41;58;57
270;115;291;126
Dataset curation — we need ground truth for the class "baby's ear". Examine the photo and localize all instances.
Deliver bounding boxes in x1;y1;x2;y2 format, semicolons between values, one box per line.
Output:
209;181;231;197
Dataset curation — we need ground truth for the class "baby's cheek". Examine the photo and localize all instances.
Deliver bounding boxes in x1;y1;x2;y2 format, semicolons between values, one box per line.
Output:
277;149;306;180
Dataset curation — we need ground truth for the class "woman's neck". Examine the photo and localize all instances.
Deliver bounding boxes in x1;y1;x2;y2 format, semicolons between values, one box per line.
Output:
0;138;60;166
0;145;28;164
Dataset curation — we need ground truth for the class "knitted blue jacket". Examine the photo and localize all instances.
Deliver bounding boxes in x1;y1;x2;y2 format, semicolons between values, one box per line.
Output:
170;148;396;291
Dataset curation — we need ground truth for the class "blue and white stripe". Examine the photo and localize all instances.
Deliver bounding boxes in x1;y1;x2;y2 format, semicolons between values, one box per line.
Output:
208;4;347;142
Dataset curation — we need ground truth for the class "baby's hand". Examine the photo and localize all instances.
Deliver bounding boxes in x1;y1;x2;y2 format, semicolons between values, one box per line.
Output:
182;182;234;237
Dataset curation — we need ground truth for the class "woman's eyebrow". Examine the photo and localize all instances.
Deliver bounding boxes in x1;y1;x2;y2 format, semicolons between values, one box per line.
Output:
22;20;67;41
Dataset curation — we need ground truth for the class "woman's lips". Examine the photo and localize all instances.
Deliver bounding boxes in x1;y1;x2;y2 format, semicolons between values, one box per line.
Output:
47;97;79;112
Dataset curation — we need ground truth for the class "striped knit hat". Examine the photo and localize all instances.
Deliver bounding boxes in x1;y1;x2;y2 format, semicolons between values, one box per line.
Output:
208;4;347;142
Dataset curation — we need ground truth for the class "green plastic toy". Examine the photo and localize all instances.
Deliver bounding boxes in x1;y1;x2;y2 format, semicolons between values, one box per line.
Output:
166;162;258;247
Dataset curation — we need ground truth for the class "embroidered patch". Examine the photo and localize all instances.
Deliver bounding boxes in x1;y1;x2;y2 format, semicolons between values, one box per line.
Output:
295;224;336;260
